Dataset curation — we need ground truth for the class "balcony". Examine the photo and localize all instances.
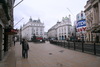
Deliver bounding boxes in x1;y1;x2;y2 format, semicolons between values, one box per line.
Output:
92;0;98;6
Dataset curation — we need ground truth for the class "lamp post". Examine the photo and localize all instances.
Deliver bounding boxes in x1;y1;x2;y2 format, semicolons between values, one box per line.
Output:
13;0;23;8
14;18;24;42
14;18;24;27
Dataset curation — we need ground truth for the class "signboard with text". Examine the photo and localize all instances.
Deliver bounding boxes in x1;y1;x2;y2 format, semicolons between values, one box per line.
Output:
76;19;86;32
76;19;86;28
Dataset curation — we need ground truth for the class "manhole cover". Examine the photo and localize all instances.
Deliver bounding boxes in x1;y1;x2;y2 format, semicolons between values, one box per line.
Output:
49;53;52;55
59;50;64;53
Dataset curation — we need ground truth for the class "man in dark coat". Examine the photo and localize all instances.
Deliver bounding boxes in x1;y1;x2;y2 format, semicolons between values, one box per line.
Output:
21;39;29;58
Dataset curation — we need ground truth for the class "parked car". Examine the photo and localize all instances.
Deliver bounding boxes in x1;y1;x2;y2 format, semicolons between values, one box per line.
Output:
36;37;45;43
31;36;45;43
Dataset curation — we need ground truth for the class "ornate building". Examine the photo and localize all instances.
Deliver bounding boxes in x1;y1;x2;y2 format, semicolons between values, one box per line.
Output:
48;24;57;40
21;17;44;41
84;0;100;42
48;15;73;40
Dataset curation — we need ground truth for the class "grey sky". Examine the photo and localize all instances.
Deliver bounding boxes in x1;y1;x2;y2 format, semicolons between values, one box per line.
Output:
14;0;87;32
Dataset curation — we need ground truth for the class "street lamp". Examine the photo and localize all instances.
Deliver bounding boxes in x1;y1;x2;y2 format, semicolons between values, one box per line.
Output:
14;18;24;27
13;0;23;8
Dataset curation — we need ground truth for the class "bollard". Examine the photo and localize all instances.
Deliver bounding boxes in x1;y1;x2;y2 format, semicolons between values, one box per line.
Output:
82;41;84;52
74;41;76;50
94;43;96;55
57;41;58;46
68;41;70;49
58;41;60;46
64;41;65;47
61;41;63;47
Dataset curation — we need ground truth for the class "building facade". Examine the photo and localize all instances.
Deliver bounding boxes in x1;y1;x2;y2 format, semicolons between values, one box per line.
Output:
48;24;57;40
0;0;15;60
22;18;44;41
75;11;86;41
84;0;100;42
48;15;73;40
44;32;48;39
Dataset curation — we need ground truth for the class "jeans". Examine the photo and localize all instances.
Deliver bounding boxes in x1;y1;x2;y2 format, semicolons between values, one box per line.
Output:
23;49;28;58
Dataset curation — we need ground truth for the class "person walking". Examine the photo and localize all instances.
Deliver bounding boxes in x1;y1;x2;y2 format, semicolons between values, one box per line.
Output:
13;37;16;46
14;39;16;46
21;39;29;58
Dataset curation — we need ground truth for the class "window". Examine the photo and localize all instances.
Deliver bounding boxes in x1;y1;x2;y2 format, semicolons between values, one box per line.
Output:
40;32;42;35
36;32;38;35
40;28;42;31
36;28;38;31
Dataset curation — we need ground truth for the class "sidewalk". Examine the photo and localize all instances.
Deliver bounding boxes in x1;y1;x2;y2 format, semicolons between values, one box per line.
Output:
0;46;16;67
0;42;100;67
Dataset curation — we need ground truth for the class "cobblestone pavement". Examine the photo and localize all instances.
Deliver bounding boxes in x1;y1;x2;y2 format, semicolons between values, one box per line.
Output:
0;42;100;67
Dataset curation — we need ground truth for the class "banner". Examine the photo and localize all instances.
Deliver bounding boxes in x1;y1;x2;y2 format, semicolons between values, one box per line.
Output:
76;19;86;28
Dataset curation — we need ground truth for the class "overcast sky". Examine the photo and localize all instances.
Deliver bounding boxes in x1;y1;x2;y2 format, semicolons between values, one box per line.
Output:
14;0;87;32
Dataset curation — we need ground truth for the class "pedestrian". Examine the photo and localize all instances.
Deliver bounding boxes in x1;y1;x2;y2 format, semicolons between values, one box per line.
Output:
14;39;16;46
21;39;29;58
13;37;16;46
20;39;22;45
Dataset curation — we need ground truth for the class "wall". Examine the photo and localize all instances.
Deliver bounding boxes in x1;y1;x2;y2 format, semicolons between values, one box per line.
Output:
0;19;4;60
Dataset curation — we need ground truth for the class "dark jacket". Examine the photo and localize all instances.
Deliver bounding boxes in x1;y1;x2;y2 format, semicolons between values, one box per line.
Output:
22;41;29;50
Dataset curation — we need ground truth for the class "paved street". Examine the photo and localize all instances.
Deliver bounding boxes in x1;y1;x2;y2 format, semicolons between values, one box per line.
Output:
0;41;100;67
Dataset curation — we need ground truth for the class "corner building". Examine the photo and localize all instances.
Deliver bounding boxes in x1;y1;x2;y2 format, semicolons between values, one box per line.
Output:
48;15;73;40
22;18;44;41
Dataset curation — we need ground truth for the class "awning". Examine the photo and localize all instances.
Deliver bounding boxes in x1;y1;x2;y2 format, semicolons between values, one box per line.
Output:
5;29;18;35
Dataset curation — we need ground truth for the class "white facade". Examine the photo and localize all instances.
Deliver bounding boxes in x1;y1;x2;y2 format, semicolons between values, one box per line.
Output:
44;32;48;39
48;25;57;39
48;15;73;40
22;18;44;41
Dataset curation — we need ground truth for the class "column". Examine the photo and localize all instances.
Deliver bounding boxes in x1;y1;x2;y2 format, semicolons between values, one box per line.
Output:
92;7;96;24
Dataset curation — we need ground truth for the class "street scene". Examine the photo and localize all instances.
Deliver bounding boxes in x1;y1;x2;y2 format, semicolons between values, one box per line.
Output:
0;0;100;67
0;42;100;67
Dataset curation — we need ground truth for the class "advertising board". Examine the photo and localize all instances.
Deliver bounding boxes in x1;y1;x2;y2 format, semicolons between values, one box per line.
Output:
76;19;86;28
